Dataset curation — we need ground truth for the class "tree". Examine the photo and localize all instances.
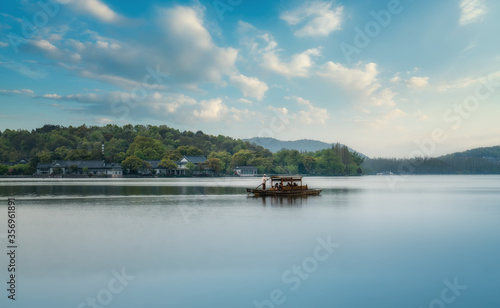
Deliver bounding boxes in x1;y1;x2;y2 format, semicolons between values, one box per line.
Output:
82;167;89;174
126;136;165;160
163;149;182;161
37;150;53;163
303;156;317;174
177;145;203;156
231;149;255;167
159;158;177;171
185;162;196;174
142;161;152;174
209;151;232;173
205;157;222;174
69;164;79;174
121;155;143;174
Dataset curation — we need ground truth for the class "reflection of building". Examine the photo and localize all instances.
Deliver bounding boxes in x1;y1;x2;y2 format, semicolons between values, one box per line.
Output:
36;160;122;177
234;166;258;176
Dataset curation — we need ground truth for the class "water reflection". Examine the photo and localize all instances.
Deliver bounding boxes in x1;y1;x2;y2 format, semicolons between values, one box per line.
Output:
0;184;244;197
256;195;315;207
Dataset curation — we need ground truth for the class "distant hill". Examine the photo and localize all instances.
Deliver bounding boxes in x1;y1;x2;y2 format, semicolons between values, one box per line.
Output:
244;137;367;157
363;145;500;174
441;145;500;161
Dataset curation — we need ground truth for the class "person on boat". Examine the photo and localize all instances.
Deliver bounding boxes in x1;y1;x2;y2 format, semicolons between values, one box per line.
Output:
262;174;267;190
274;183;279;190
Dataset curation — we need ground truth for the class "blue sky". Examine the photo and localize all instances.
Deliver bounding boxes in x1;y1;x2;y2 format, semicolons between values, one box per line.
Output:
1;0;499;157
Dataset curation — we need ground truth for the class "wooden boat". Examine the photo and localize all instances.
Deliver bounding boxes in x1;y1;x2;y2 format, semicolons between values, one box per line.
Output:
247;176;321;197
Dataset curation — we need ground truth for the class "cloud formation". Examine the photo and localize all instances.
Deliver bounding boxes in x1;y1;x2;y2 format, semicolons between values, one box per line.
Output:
459;0;487;25
230;74;269;101
405;77;429;88
281;1;343;37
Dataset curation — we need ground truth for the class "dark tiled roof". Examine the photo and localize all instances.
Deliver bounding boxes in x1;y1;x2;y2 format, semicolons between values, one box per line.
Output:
235;166;257;170
145;160;161;168
36;160;122;169
178;156;207;164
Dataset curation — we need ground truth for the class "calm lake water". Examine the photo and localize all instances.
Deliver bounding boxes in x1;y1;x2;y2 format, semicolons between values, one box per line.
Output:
0;175;499;308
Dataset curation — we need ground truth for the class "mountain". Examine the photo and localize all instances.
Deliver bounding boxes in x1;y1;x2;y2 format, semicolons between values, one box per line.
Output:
244;137;367;157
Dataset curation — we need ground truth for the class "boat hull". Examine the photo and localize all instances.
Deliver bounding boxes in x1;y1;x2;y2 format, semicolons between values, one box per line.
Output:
247;188;322;197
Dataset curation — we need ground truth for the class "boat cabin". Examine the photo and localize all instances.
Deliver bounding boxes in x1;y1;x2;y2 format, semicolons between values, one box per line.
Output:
247;175;321;196
269;176;308;191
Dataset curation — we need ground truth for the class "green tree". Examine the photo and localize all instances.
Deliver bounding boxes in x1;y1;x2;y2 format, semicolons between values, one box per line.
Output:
231;149;255;167
209;151;232;173
177;145;203;156
185;162;196;174
37;150;53;163
159;158;177;170
121;155;143;174
126;136;165;160
303;156;317;174
205;157;222;174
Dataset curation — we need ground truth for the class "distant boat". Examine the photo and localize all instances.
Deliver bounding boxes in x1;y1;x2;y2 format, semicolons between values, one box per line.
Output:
246;176;321;197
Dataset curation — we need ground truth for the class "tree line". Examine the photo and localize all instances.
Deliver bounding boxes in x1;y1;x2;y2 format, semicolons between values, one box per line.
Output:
363;146;500;175
0;124;364;176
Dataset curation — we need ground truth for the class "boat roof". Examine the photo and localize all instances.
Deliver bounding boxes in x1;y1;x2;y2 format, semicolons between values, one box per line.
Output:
270;175;302;181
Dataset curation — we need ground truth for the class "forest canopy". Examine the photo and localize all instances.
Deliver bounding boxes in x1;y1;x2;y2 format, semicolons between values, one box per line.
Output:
0;124;364;176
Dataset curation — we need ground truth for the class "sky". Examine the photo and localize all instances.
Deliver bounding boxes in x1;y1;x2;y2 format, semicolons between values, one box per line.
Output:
1;0;500;158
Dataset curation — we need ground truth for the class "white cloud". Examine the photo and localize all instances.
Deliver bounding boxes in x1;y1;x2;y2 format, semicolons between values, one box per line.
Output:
318;62;380;94
149;93;197;113
230;74;269;100
0;89;34;95
318;62;399;107
459;0;487;25
193;98;227;120
80;70;147;89
281;1;343;37
287;96;329;125
371;88;397;107
95;117;114;124
31;39;60;55
262;47;321;78
390;74;401;83
239;24;321;78
43;93;62;99
158;6;238;84
384;108;407;119
405;76;429;88
237;98;253;104
57;0;123;23
436;71;500;92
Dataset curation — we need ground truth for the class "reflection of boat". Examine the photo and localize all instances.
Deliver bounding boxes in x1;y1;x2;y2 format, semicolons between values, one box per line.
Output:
246;176;321;197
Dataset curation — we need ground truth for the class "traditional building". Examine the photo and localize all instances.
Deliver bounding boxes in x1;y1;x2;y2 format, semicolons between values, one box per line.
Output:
175;156;211;175
141;160;176;175
36;160;123;177
234;166;258;176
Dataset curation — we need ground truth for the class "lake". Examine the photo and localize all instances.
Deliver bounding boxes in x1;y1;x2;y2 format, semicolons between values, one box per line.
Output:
0;175;499;308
